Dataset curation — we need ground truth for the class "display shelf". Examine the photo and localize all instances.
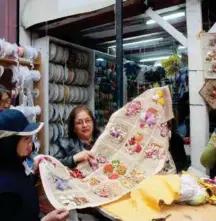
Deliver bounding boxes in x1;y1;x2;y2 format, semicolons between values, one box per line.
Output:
34;36;95;154
0;55;41;67
201;32;216;79
93;50;127;129
0;49;43;152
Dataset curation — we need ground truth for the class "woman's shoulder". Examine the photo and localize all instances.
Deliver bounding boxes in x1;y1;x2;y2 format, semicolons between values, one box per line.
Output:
58;137;83;148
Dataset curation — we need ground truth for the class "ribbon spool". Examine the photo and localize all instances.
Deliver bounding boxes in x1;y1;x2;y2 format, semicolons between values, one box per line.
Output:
49;143;59;156
63;124;68;137
24;46;38;60
64;85;70;103
52;124;59;142
34;105;41;115
49;125;54;141
49;84;54;102
52;84;59;102
66;69;75;84
49;43;57;61
31;70;41;82
64;66;69;83
49;63;55;81
2;41;15;57
54;65;62;83
58;104;64;120
49;104;54;121
52;104;59;122
59;65;65;83
57;124;64;138
69;86;74;103
50;44;68;64
0;65;4;78
17;46;25;57
63;48;69;64
57;84;64;102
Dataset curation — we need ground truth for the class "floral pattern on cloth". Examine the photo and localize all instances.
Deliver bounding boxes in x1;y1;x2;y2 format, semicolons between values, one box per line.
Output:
88;154;107;171
125;100;142;116
103;160;127;180
140;108;158;128
160;123;169;137
38;86;174;210
110;127;127;143
120;169;145;189
94;182;123;198
144;143;166;160
152;90;165;106
125;133;144;154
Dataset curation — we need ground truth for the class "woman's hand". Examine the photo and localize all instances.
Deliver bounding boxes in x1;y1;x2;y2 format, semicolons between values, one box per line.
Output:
34;154;56;173
41;209;69;221
73;150;94;164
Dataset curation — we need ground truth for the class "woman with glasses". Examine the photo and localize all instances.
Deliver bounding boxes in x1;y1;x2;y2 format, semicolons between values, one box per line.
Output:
53;106;109;221
54;105;100;169
0;84;11;110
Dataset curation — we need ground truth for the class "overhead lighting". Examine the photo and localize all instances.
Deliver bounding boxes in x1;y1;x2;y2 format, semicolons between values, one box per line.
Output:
146;12;185;25
178;45;186;50
108;37;163;49
140;56;170;63
96;58;105;61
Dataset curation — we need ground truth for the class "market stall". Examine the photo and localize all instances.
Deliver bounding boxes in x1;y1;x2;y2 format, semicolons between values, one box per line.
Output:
0;38;43;152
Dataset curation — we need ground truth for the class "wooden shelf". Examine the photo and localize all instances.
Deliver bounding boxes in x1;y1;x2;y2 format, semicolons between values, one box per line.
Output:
0;54;40;67
0;51;43;153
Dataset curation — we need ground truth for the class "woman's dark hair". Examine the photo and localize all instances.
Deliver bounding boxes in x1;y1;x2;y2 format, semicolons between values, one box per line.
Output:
68;105;100;140
0;135;21;170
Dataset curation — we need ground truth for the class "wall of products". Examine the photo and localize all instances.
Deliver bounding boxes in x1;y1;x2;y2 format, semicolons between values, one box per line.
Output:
34;36;94;154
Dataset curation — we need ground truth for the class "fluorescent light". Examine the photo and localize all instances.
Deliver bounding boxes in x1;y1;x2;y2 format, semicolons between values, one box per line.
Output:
178;45;186;50
146;12;185;25
96;58;105;61
108;37;163;49
140;56;169;63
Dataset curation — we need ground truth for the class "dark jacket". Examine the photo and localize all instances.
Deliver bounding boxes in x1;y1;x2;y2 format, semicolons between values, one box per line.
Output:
0;163;40;221
169;131;189;172
52;137;93;168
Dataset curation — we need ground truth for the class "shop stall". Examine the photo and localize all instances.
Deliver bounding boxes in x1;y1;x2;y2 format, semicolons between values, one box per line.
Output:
0;38;43;152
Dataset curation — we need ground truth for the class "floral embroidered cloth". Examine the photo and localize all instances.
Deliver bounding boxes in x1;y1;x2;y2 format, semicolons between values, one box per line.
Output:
38;86;175;210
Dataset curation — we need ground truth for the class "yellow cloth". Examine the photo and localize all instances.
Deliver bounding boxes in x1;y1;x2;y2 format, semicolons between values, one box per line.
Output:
100;175;181;221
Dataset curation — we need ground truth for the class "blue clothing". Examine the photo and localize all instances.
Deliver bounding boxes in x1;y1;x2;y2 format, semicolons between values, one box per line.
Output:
0;163;40;221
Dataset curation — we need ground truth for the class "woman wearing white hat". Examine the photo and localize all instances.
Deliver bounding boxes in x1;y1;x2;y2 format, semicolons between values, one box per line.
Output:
0;109;69;221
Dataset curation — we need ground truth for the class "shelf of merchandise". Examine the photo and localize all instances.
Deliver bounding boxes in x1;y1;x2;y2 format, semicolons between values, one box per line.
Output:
0;52;43;152
93;50;127;130
34;36;95;154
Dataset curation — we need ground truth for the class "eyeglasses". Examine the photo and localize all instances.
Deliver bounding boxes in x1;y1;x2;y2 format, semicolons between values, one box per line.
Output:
75;119;93;126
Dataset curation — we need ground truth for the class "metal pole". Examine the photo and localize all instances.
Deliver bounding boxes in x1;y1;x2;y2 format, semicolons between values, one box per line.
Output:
115;0;123;108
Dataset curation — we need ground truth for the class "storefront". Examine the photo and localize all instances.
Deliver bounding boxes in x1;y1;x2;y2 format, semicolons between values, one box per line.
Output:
1;0;216;220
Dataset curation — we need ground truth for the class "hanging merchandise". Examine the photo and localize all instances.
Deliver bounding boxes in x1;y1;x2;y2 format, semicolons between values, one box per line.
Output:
161;54;181;77
124;61;141;81
173;67;189;99
199;80;216;109
0;38;42;163
94;56;117;128
201;33;216;79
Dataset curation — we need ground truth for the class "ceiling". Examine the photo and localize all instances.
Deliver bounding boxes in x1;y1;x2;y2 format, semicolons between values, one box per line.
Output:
27;0;216;63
